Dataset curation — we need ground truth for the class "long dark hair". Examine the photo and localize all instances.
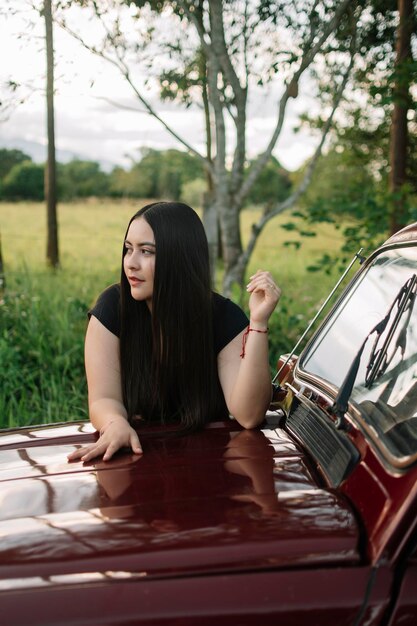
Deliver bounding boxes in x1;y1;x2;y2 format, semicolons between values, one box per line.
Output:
120;201;227;428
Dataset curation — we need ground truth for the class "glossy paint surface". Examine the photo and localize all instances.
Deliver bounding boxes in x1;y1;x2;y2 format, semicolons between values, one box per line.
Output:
0;420;359;591
281;373;417;567
1;567;391;626
340;423;417;564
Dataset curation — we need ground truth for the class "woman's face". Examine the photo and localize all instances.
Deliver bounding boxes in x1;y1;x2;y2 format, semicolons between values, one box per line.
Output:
123;217;156;308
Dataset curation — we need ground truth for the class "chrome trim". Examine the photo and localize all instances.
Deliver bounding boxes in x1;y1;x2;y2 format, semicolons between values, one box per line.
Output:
292;366;417;471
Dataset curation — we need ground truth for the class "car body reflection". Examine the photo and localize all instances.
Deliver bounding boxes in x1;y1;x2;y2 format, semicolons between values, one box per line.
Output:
0;424;359;588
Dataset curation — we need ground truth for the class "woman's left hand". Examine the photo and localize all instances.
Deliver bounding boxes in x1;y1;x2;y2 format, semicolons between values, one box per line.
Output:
246;270;281;325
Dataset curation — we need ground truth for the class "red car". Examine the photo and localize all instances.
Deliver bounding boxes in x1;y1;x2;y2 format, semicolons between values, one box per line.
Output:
1;224;417;625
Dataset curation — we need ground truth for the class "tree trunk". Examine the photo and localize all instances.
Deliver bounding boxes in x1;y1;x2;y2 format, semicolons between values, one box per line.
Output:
202;197;218;285
220;202;243;296
44;0;59;268
389;0;413;235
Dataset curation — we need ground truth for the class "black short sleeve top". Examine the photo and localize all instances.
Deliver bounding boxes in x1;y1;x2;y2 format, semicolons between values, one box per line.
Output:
89;284;249;354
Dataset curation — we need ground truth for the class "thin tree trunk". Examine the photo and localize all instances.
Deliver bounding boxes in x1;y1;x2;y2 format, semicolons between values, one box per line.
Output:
200;53;220;272
220;203;243;295
389;0;413;235
44;0;59;268
202;199;218;284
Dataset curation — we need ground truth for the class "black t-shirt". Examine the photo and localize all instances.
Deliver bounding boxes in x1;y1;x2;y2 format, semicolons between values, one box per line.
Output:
89;284;249;354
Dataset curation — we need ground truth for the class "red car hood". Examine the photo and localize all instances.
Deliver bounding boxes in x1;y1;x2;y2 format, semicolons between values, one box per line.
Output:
0;420;360;589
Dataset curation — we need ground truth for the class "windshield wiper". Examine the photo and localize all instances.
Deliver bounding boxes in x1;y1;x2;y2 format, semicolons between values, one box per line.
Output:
332;274;417;430
365;274;416;387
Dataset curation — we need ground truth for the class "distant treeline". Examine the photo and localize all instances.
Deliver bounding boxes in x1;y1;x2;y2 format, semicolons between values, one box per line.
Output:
0;147;292;206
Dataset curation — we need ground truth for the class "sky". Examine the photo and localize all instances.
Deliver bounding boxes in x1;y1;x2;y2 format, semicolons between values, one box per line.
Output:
0;2;318;173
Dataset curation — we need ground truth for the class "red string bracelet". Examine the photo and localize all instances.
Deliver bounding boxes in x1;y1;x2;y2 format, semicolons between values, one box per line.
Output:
240;325;269;358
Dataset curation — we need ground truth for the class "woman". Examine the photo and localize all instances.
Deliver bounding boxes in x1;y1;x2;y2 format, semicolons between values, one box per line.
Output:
68;201;280;463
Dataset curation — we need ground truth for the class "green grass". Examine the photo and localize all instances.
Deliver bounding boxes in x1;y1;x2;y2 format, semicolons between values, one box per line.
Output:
0;199;349;427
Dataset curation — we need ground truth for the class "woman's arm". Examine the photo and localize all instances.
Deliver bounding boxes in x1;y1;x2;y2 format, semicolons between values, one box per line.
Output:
217;270;281;429
67;316;142;462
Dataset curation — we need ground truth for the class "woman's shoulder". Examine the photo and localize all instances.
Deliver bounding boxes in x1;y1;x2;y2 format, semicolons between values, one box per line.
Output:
212;292;249;353
88;283;121;337
97;283;120;302
212;291;243;313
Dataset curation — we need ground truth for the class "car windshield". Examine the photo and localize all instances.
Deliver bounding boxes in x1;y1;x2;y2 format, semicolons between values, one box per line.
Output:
300;246;417;466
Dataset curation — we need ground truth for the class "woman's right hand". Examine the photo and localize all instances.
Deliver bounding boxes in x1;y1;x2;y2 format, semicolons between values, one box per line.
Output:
67;417;142;463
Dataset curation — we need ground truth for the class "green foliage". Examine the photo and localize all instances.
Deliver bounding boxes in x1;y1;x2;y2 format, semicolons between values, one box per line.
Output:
0;148;31;180
108;166;135;197
290;116;417;268
2;161;44;201
297;147;380;216
288;144;391;268
159;49;207;108
0;148;207;202
109;148;205;200
288;0;417;269
136;148;205;199
58;159;110;199
0;274;88;427
246;156;292;206
267;298;312;371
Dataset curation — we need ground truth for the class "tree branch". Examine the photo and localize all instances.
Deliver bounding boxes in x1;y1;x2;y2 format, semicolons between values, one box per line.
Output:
226;42;356;294
56;9;213;174
208;0;245;100
235;0;355;206
206;1;247;195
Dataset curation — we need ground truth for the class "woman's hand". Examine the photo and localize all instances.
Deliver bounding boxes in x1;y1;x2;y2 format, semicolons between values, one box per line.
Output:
67;417;142;463
247;270;281;325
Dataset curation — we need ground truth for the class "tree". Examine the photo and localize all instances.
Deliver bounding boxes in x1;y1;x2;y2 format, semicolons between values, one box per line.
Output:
2;161;45;200
108;166;136;198
58;0;361;292
0;149;31;181
107;148;205;198
389;0;415;234
43;0;59;268
282;0;417;263
1;0;60;266
133;148;205;199
59;159;110;198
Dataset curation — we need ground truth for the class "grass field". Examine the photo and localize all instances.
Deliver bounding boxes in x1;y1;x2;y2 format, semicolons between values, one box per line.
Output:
1;199;350;428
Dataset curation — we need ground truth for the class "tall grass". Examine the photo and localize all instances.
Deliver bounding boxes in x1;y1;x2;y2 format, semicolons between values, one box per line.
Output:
1;274;87;426
1;199;348;427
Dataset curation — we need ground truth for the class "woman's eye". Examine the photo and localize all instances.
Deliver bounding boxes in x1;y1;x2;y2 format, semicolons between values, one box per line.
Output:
142;248;154;256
